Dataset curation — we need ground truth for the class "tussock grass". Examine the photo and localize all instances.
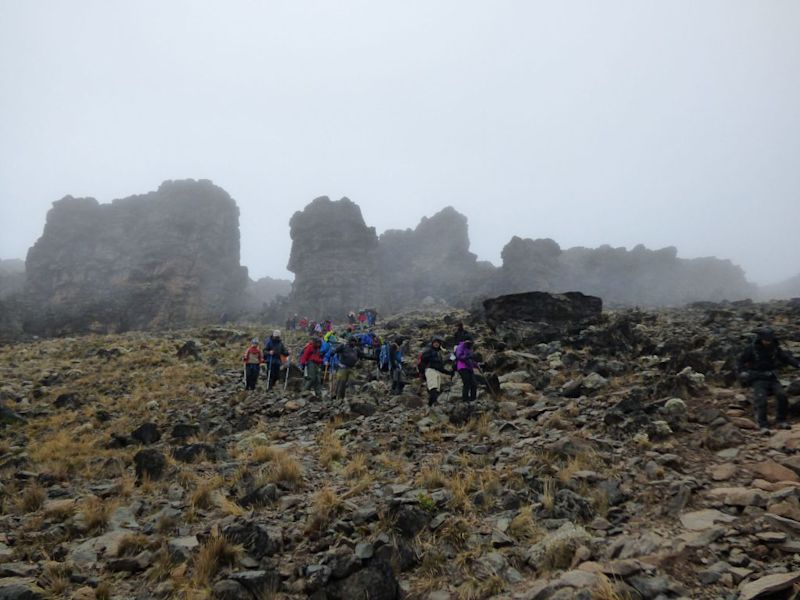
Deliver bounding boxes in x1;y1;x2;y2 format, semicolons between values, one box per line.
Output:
192;535;240;586
306;486;343;533
82;495;114;532
593;574;633;600
117;533;151;557
95;580;112;600
541;477;556;512
318;429;346;469
41;561;71;595
257;448;303;489
508;506;543;543
416;461;447;489
343;453;368;480
17;483;46;514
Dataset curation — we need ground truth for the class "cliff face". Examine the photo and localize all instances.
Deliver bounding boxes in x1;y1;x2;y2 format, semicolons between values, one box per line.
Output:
378;207;490;311
24;179;248;334
287;197;381;317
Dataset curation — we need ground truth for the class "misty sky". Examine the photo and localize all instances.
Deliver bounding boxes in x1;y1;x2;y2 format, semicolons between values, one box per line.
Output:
1;1;799;285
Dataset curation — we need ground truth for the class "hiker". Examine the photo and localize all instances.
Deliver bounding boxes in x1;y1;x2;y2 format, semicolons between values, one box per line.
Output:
358;310;367;329
367;309;377;327
347;311;357;326
455;339;479;402
332;337;366;400
737;327;800;432
419;335;453;406
242;338;264;391
263;330;289;391
299;317;309;330
323;319;333;333
388;342;405;395
454;322;473;345
300;337;324;397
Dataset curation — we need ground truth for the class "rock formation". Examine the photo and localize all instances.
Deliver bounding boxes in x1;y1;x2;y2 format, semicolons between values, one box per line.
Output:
287;197;380;317
494;238;756;307
285;197;758;317
378;207;492;311
24;179;248;335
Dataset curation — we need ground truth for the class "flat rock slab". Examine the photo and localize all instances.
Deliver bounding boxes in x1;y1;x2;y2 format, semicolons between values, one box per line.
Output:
748;459;800;484
738;571;800;600
710;463;738;481
680;509;737;531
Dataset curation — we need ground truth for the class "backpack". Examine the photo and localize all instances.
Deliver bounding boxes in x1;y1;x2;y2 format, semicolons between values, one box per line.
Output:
378;342;391;372
416;351;425;379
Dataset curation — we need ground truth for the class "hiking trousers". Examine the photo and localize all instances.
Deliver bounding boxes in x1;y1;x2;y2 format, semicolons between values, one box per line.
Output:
265;361;281;390
752;379;788;427
304;362;322;396
245;364;260;390
335;367;352;399
459;369;477;401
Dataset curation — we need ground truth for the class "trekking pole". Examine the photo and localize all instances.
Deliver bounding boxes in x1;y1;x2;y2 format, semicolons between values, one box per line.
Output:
284;357;291;391
476;364;498;400
242;364;247;388
266;362;272;391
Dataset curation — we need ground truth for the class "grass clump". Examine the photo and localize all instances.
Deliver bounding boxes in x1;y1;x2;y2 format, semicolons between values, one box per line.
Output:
192;534;240;586
17;483;46;514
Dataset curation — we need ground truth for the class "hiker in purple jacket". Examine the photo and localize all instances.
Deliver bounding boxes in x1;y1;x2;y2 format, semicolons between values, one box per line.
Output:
455;339;478;402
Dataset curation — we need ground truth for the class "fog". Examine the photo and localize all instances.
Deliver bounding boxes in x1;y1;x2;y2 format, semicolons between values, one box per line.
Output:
1;0;798;286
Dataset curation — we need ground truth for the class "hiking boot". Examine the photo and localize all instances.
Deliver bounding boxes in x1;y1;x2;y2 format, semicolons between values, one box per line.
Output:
759;426;772;436
776;422;791;430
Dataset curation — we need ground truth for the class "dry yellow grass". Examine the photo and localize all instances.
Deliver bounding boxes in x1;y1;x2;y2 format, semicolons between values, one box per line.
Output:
117;533;151;557
81;495;115;532
306;486;343;533
541;477;556;513
41;561;71;595
95;580;112;600
416;462;447;489
17;483;46;514
593;574;633;600
319;430;346;468
343;453;368;480
508;506;543;543
257;448;303;489
192;534;240;586
251;445;283;464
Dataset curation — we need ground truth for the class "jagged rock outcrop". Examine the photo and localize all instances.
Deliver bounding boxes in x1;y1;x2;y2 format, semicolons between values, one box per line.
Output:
378;207;492;311
24;179;248;335
287;197;380;317
494;238;756;307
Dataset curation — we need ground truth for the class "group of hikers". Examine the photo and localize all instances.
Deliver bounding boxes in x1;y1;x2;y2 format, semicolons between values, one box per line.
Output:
245;316;799;431
242;319;487;406
284;309;377;335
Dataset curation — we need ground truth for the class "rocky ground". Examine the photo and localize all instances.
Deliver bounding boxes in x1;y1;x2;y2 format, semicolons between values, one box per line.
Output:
2;299;800;600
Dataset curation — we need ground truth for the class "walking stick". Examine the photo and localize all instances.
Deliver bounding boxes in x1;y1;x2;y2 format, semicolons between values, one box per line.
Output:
284;357;291;391
266;361;272;391
476;364;498;400
242;364;247;388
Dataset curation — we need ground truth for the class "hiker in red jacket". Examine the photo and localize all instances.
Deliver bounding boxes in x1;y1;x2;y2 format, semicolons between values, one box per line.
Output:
242;338;264;390
300;337;324;397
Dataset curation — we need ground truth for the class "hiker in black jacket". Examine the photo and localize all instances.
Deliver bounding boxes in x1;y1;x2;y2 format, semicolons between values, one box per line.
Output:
332;337;367;399
263;330;290;391
419;336;453;406
737;327;800;432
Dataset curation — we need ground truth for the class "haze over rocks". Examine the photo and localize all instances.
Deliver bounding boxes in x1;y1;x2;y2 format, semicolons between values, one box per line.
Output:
0;181;783;341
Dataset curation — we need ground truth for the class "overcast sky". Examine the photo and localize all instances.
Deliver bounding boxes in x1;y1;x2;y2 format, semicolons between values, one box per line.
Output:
1;1;798;285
